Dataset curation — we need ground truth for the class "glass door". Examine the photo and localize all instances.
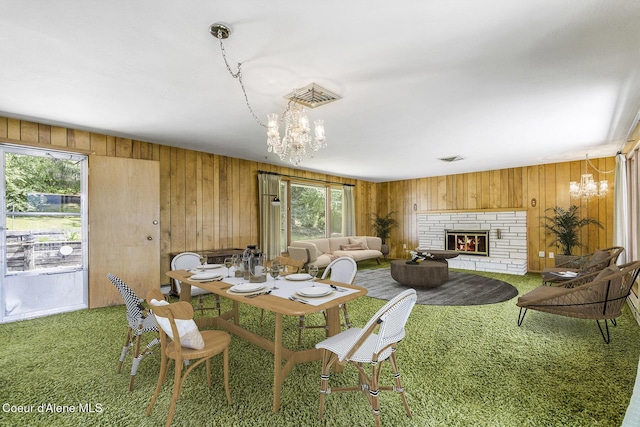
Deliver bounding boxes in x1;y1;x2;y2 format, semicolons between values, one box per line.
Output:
0;146;88;322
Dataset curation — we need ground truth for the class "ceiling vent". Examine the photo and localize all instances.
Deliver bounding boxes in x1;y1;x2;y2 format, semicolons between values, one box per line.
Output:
285;83;341;109
439;155;465;162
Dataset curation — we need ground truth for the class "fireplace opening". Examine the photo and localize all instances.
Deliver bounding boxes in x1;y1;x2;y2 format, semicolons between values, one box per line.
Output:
446;230;489;256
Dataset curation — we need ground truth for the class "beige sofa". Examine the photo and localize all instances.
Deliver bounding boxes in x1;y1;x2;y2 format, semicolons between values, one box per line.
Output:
287;236;383;268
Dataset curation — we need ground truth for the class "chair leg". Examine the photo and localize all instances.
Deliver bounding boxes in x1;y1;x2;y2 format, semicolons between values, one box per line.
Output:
124;331;143;391
369;362;382;427
596;319;611;344
341;303;352;328
129;336;160;391
517;307;528;326
318;349;333;420
298;315;305;346
223;347;232;404
388;351;412;418
165;358;185;427
117;327;133;374
205;358;212;388
215;295;222;316
146;354;170;417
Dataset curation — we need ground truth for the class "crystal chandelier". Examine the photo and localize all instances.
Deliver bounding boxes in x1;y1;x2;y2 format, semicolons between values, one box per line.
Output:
210;23;335;167
569;155;609;199
266;101;326;166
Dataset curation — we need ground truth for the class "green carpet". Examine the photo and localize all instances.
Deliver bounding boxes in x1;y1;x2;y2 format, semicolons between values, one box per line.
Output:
0;269;639;427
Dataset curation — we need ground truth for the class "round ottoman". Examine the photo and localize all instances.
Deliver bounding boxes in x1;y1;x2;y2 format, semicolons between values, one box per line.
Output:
390;259;449;288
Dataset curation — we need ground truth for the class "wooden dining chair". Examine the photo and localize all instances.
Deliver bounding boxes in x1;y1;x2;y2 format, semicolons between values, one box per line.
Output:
146;289;231;427
275;255;305;275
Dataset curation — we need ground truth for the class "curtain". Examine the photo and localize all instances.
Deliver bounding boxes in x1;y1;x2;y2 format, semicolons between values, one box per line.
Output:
342;185;356;236
258;173;281;262
628;149;639;264
613;153;629;264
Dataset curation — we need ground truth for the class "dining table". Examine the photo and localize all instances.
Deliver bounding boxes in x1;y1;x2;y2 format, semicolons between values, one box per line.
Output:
165;266;368;413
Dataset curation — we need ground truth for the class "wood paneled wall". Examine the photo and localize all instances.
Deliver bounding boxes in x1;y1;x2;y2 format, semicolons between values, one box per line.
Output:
0;115;615;275
375;159;615;271
0;116;375;282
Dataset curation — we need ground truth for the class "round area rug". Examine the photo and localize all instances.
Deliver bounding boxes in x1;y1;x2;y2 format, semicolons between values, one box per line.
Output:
353;268;519;306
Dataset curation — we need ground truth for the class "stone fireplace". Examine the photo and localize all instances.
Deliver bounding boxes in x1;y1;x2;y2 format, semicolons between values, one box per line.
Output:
446;230;489;256
418;210;527;275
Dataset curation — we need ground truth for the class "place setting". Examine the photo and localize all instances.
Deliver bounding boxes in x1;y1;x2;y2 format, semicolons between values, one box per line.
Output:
226;282;271;297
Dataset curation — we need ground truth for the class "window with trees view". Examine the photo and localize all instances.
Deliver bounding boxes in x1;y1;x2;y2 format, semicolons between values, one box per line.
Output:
4;151;83;273
286;182;343;245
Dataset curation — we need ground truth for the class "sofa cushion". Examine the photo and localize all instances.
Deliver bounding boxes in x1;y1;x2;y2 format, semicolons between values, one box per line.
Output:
349;237;370;250
334;249;383;262
328;237;350;253
340;243;366;251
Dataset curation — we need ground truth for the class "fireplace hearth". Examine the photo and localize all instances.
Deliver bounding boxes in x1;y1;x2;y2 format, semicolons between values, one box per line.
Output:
446;230;489;256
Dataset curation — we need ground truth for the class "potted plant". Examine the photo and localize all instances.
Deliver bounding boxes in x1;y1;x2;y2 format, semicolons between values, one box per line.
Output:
541;205;603;264
371;211;399;258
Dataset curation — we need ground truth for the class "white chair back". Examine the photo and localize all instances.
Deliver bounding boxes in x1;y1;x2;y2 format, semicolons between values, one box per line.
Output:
170;252;205;295
340;288;417;362
321;256;357;284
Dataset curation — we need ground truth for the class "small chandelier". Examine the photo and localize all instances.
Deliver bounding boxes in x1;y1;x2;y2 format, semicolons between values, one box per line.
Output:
266;100;326;166
210;23;337;167
569;155;609;199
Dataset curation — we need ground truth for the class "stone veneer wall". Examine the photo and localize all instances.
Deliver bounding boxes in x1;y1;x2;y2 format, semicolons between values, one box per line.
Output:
417;210;528;275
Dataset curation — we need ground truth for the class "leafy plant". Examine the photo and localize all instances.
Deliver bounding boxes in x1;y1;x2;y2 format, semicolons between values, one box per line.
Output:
370;211;399;244
541;205;603;255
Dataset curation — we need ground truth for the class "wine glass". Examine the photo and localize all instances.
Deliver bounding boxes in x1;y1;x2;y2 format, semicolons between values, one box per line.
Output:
223;257;233;278
269;264;281;290
308;265;319;287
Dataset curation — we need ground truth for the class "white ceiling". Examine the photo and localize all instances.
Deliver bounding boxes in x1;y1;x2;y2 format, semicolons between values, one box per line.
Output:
1;1;639;182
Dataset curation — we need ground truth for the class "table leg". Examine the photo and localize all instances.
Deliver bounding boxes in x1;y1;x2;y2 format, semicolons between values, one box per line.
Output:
273;313;283;413
179;283;192;302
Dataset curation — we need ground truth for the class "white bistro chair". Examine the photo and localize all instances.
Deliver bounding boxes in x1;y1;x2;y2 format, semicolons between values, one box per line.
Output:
171;252;220;315
298;256;357;345
315;288;417;427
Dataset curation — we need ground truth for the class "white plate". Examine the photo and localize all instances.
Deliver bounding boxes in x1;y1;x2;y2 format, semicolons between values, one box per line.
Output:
297;286;332;298
230;283;265;293
196;264;223;270
285;273;313;281
190;272;223;281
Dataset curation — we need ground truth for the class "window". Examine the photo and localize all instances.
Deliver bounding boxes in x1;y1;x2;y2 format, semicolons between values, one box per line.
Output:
279;181;344;251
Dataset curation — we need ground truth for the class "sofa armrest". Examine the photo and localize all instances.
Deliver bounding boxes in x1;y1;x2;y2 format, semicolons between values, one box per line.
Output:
290;241;319;261
287;246;310;265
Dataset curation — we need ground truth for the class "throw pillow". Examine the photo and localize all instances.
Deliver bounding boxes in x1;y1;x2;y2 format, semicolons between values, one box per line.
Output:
585;250;610;270
340;243;365;251
150;299;205;350
349;237;369;250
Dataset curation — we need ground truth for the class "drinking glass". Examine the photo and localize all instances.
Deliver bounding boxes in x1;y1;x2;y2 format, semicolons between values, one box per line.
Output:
269;264;281;290
223;257;233;277
308;265;319;286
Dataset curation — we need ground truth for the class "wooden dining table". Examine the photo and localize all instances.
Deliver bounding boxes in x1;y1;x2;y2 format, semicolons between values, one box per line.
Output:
165;269;368;413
